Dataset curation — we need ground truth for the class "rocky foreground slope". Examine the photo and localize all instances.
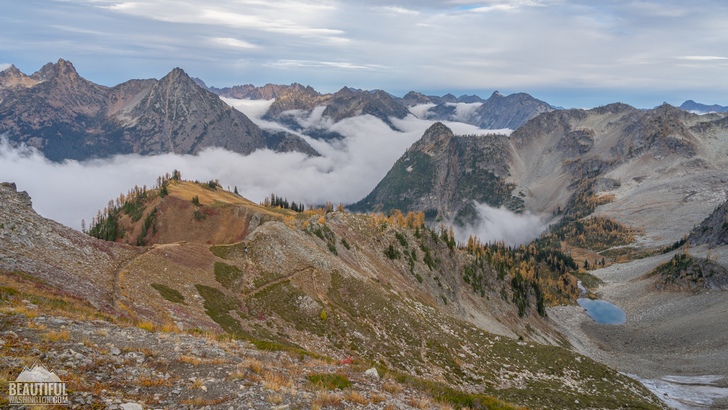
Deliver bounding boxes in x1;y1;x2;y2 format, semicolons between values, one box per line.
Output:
0;181;665;409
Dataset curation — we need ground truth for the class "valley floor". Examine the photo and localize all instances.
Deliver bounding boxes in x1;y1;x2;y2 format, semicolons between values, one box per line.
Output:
548;251;728;409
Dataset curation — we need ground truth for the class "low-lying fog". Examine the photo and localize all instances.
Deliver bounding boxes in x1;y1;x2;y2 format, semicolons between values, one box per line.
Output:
0;100;545;246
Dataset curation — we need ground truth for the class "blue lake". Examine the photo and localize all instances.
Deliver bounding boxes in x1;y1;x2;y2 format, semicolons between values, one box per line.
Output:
577;298;626;324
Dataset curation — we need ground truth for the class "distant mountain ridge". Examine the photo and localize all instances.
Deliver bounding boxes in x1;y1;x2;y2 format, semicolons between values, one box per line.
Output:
679;99;728;114
0;59;317;161
197;78;553;133
400;90;554;130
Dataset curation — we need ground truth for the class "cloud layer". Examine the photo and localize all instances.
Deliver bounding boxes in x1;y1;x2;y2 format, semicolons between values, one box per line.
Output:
453;203;547;247
3;1;728;107
0;108;502;231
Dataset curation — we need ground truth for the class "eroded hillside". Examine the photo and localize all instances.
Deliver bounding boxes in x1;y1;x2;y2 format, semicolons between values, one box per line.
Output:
0;180;666;409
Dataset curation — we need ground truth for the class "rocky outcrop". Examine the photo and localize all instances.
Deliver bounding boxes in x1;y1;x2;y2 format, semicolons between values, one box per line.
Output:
350;122;517;221
689;200;728;247
0;182;137;311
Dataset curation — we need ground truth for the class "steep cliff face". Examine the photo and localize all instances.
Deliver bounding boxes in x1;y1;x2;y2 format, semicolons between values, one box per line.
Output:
0;60;316;160
351;122;518;222
118;67;266;155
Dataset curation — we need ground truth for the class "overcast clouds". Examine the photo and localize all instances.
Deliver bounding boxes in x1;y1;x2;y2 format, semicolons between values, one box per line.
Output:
2;0;728;107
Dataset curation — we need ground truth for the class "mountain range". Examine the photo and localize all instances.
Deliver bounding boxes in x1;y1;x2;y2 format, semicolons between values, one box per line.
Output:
3;58;728;408
359;103;728;247
0;59;316;161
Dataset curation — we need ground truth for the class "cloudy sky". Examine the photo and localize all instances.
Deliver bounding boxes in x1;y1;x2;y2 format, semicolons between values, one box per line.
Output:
3;0;728;108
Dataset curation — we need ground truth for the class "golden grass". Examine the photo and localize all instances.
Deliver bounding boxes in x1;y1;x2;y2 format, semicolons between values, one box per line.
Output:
42;329;70;342
264;370;293;392
137;321;156;332
345;390;369;405
370;392;387;404
178;354;228;366
160;321;181;333
268;393;284;404
26;321;47;330
245;358;263;374
138;376;172;387
383;381;403;394
312;391;343;407
178;355;203;366
408;396;432;409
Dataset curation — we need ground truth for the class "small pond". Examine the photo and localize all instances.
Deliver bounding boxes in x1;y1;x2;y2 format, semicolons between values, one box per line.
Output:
577;298;626;324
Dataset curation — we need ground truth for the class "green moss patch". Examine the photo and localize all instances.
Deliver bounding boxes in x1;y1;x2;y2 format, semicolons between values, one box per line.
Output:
150;283;186;304
213;262;243;288
306;373;351;390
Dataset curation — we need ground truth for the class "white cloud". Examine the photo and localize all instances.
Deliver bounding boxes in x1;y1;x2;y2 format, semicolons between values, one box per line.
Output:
0;106;509;232
5;0;728;108
210;37;257;49
220;97;275;120
408;103;436;119
448;102;483;122
0;63;11;71
453;203;547;247
679;56;728;61
376;6;419;16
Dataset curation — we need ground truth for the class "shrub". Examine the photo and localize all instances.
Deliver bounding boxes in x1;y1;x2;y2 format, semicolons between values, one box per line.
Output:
213;262;243;288
384;244;401;260
151;283;186;304
306;373;351;390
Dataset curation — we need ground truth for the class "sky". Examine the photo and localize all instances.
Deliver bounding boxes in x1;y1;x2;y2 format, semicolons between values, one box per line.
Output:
2;0;728;108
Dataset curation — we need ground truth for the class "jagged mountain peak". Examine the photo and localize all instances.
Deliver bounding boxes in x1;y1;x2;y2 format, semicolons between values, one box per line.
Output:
158;67;198;88
0;64;37;89
1;64;20;75
0;59;319;161
411;121;455;153
31;58;81;82
457;94;484;103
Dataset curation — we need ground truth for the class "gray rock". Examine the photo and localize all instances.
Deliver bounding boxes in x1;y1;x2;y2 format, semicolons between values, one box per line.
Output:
120;403;144;410
364;367;379;379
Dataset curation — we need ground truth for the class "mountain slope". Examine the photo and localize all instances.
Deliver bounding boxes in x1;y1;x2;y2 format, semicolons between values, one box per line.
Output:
350;122;520;223
0;59;316;160
358;103;728;247
0;179;666;409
